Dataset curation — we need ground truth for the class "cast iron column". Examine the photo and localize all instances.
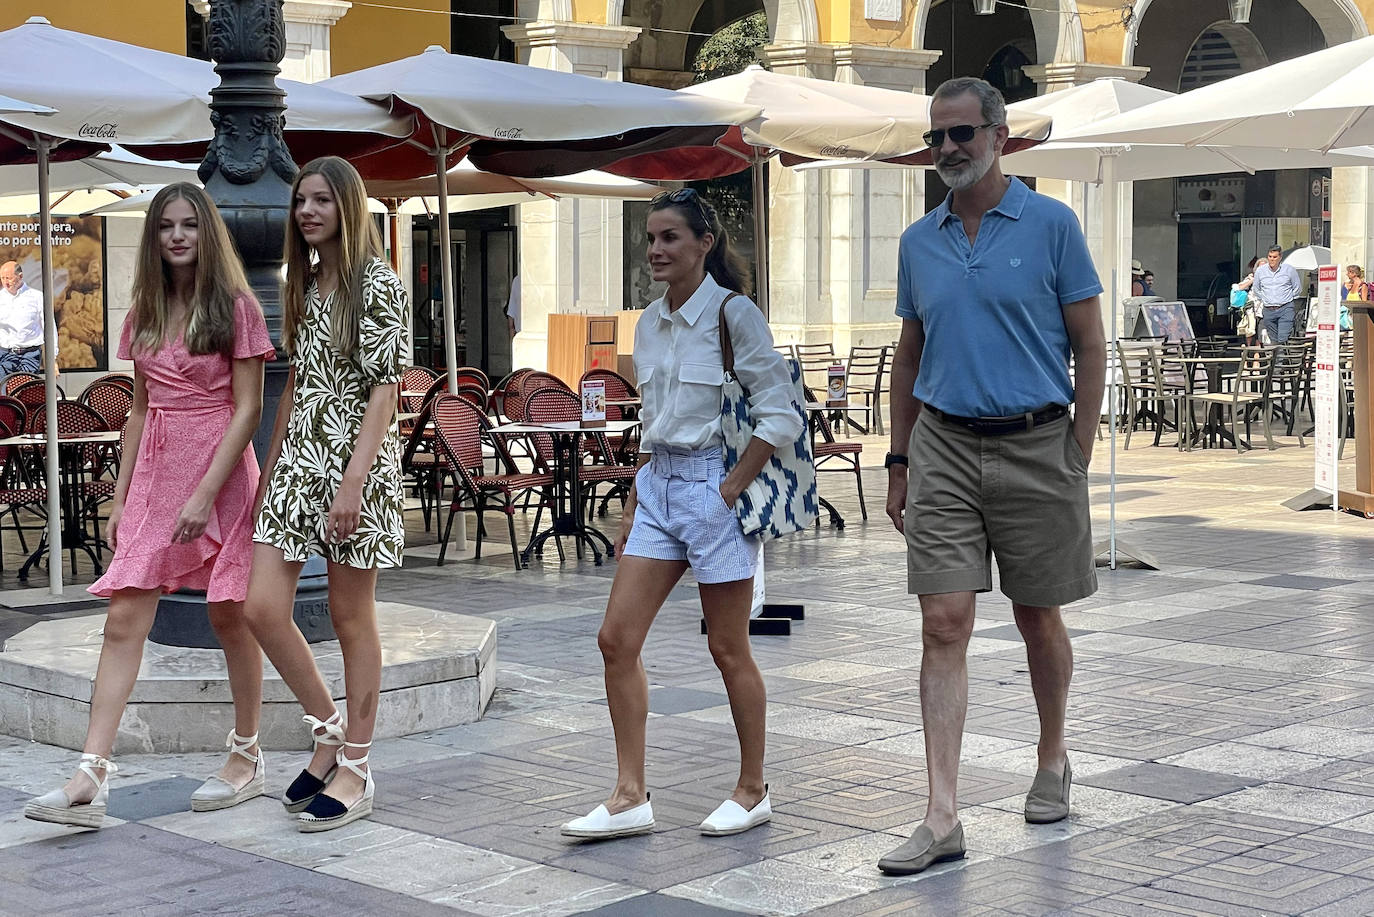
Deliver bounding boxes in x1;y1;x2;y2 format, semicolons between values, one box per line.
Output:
149;0;334;646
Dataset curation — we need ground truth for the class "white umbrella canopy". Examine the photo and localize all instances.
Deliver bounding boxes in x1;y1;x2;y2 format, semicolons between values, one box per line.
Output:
1003;79;1374;181
1067;36;1374;152
364;160;661;201
1284;245;1334;270
0;145;196;197
0;16;411;165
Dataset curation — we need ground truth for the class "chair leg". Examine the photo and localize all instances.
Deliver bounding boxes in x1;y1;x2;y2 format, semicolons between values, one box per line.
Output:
473;498;485;560
437;499;458;566
1231;406;1245;455
507;509;522;570
853;460;867;521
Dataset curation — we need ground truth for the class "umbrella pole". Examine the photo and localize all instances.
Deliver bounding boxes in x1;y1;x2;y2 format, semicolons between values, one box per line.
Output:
751;157;768;317
434;139;459;395
37;137;62;594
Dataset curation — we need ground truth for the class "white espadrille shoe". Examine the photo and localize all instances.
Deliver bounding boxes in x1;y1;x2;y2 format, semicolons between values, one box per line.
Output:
23;754;116;829
191;730;266;812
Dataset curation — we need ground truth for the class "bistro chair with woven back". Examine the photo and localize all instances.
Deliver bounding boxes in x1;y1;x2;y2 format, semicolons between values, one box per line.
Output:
0;417;45;568
802;383;867;521
429;393;554;569
524;387;636;525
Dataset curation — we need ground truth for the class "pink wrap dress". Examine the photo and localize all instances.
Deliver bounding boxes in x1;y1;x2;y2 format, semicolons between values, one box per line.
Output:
88;295;275;602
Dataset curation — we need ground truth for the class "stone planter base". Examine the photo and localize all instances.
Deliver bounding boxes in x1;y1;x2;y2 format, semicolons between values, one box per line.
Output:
0;603;495;754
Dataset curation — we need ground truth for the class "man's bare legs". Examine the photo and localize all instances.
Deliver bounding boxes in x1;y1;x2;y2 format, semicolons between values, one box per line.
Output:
1013;602;1072;775
916;590;977;837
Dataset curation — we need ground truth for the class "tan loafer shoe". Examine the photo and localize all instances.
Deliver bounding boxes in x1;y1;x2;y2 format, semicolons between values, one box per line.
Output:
1024;757;1072;824
876;821;965;875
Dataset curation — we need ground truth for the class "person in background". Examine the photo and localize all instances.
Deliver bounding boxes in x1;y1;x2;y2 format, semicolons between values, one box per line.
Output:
1342;264;1369;302
1249;245;1302;344
1140;271;1156;297
0;261;46;374
1130;260;1146;297
505;273;521;339
23;183;274;829
1235;257;1262;345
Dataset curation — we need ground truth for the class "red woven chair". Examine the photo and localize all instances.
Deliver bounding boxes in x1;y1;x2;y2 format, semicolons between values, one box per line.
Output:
401;365;441;413
80;381;134;432
0;418;45;568
430;394;553;569
490;368;535;420
0;394;25;440
455;366;490;393
27;400;109;569
4;372;39;395
10;379;66;427
803;384;866;521
89;372;134;394
525;388;635;520
580;367;639;459
400;398;449;533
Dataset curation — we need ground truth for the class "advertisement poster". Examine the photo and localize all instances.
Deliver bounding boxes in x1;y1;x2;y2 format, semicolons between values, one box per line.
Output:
0;215;106;371
1313;264;1340;502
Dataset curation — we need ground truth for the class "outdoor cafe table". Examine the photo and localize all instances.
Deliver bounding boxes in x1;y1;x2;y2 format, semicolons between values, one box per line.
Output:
804;402;868;529
1176;355;1245;450
487;419;640;567
0;430;121;578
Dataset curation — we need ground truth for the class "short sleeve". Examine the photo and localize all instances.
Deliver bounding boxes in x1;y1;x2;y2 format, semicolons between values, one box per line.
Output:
116;313;134;361
232;293;276;360
357;260;409;387
895;228;919;320
1053;210;1104;306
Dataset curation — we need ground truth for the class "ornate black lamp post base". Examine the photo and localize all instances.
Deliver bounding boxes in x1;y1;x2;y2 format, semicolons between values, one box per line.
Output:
148;0;333;648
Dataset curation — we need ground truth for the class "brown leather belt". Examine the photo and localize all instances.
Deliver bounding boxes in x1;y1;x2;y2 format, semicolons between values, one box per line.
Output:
928;403;1068;436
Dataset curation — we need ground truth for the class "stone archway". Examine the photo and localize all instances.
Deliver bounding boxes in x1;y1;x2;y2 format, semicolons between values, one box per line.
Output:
1122;0;1367;65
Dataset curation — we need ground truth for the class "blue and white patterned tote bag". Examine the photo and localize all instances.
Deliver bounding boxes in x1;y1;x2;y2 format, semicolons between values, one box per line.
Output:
718;295;819;541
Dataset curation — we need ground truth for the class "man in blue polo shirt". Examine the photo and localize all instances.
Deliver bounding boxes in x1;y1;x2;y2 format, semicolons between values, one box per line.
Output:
876;77;1106;876
1250;245;1302;343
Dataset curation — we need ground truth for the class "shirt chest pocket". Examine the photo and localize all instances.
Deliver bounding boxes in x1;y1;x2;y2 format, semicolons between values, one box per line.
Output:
677;361;724;423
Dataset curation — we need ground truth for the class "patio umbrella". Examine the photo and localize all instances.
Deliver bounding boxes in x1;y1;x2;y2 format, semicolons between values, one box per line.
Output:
0;146;197;197
321;45;757;391
1065;36;1374;152
0;17;412;166
470;66;1054;315
1284;245;1334;270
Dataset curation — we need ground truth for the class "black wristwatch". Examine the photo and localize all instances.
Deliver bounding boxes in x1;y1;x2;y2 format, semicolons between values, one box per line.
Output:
884;452;909;469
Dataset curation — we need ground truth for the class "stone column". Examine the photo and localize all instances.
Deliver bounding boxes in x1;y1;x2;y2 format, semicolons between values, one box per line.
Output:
1331;167;1374;275
501;21;641;372
192;0;351;83
1025;63;1150;329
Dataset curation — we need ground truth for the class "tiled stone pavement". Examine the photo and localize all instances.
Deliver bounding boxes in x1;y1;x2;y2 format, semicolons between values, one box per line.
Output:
3;430;1374;915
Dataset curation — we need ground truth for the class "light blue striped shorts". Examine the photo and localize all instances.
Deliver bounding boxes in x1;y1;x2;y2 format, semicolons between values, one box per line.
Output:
623;448;757;584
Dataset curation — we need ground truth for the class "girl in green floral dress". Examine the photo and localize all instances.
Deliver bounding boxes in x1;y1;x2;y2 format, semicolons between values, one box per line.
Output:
245;156;408;833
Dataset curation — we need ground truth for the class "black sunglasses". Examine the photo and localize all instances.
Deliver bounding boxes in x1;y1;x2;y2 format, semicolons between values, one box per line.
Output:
651;187;711;222
922;122;997;149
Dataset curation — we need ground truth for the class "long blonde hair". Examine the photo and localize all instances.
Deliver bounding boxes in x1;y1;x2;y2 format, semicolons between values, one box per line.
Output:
282;156;383;357
129;182;252;357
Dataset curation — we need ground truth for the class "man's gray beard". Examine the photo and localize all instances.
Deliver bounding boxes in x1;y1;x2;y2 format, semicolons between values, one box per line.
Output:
935;146;995;191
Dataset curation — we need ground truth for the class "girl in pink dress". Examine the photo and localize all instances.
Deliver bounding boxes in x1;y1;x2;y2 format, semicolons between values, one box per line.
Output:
24;183;274;829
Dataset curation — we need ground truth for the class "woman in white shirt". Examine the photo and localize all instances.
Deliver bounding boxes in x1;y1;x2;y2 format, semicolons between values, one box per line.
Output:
562;189;803;841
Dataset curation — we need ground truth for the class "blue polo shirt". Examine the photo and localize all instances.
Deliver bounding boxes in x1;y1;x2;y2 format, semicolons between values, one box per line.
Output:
896;177;1102;417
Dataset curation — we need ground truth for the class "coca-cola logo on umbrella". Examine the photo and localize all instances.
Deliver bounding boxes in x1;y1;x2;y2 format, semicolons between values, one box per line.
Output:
493;127;523;140
78;123;118;139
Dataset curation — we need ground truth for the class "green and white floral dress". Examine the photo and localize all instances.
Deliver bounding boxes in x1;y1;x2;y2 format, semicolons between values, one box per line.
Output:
255;258;409;569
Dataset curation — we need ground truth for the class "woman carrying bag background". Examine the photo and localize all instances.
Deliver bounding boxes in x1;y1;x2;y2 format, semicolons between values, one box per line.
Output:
562;188;805;841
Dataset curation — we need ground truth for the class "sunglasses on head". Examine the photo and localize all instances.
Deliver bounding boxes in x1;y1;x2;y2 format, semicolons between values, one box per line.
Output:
651;187;711;221
922;122;997;149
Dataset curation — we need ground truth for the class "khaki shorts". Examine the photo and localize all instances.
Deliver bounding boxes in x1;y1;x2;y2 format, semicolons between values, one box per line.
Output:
905;409;1096;607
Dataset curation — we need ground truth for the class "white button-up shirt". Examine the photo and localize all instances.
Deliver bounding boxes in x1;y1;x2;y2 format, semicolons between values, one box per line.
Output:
634;273;803;454
0;282;44;349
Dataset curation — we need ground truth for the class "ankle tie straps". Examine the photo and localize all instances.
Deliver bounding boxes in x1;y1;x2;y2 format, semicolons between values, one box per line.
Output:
335;740;371;779
226;730;261;763
302;711;345;747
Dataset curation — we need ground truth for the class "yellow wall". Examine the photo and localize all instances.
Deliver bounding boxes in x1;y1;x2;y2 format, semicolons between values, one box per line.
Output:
331;0;449;74
0;0;185;52
848;0;917;47
572;0;608;24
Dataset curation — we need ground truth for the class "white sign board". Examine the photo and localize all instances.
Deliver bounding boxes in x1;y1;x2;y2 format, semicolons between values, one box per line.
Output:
750;541;766;617
864;0;902;20
1313;264;1341;505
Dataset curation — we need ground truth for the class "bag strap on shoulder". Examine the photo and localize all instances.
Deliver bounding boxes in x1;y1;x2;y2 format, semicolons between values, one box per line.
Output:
717;291;742;377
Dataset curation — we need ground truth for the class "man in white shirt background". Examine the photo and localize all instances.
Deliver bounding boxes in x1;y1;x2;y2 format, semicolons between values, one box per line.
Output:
0;261;44;375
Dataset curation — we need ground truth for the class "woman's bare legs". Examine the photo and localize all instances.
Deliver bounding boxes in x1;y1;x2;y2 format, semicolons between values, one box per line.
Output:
63;587;161;801
315;561;381;806
700;576;767;810
241;544;337;777
207;599;264;786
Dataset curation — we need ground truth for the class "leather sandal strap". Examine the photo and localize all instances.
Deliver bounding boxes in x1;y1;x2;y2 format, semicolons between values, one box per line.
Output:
226;730;261;763
302;712;345;747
